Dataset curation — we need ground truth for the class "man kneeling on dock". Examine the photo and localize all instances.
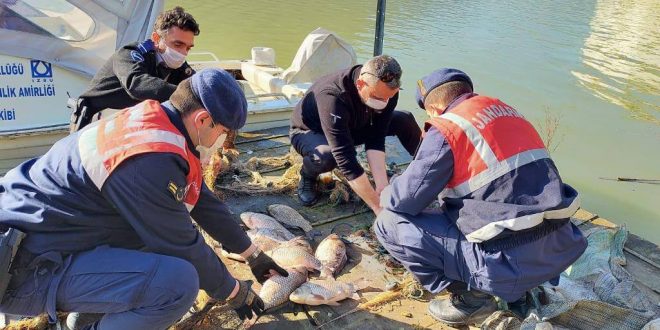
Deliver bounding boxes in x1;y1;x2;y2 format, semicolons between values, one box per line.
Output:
290;55;421;213
374;68;587;326
0;69;287;329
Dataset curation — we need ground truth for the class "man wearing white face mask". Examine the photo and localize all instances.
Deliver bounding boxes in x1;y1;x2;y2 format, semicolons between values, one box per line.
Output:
290;55;422;213
0;68;288;329
73;7;199;131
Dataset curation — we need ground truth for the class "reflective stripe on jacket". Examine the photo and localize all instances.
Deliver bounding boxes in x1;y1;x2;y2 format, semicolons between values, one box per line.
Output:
78;100;202;210
425;96;579;242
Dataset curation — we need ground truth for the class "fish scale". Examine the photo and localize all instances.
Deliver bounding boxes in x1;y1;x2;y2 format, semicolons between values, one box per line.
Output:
267;204;314;232
246;228;290;252
259;269;308;310
265;245;321;272
240;212;295;239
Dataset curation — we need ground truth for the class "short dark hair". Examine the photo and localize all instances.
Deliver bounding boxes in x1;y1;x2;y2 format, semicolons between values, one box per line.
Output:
360;55;402;89
154;6;200;36
170;78;204;117
424;81;473;109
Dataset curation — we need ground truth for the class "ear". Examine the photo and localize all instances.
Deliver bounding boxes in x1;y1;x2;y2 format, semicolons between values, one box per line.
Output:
151;31;160;44
193;110;210;126
355;78;367;91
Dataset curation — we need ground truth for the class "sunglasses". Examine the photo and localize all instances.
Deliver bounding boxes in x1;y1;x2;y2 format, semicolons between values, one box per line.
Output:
360;71;401;84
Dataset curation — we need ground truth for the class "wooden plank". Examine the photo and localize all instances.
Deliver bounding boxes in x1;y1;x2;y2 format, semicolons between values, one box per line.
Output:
624;233;660;270
235;126;289;144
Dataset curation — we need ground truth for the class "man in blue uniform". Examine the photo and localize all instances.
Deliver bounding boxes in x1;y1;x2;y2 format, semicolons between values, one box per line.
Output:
72;6;198;131
0;68;287;329
374;68;587;326
290;55;421;212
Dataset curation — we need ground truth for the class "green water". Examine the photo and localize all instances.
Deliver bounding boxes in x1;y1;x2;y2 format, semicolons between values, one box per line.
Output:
167;0;660;244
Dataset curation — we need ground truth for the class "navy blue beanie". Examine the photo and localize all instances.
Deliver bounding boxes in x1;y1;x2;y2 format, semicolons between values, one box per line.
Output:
415;68;473;109
190;68;247;130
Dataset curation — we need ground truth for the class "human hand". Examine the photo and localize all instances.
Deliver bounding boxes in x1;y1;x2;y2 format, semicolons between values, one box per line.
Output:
247;249;289;283
226;280;264;321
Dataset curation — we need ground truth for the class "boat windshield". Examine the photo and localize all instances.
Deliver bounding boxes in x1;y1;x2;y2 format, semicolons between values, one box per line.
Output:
0;0;94;41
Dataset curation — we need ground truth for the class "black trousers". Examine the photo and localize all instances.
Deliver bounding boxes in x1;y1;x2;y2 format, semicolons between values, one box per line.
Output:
290;110;421;178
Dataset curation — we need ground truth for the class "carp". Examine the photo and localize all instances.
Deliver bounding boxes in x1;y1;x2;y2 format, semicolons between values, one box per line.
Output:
240;212;294;240
289;278;368;306
265;245;321;273
267;204;314;233
315;233;347;278
259;269;308;310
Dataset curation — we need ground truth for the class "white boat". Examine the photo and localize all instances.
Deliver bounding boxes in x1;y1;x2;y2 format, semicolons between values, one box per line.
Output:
0;0;356;175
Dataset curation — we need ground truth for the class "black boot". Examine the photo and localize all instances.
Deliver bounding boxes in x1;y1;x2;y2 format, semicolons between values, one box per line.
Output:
428;290;497;326
297;170;318;206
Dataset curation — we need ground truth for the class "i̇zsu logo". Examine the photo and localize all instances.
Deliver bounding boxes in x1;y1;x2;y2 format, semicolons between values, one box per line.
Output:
30;60;52;78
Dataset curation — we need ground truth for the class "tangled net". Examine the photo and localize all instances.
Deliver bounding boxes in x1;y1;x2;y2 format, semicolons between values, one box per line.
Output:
201;149;362;206
201;150;301;197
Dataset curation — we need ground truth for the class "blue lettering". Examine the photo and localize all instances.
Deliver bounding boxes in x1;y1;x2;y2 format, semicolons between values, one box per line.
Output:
0;63;26;76
17;84;55;97
0;109;16;121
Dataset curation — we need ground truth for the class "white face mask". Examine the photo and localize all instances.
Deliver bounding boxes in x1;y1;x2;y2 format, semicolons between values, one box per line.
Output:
159;42;186;69
194;112;226;163
365;97;388;110
196;133;227;164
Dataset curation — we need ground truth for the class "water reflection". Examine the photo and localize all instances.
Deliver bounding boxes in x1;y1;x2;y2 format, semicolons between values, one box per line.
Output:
572;0;660;124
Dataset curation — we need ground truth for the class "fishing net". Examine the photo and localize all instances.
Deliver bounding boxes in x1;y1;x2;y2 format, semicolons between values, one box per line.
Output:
201;149;369;207
521;226;659;330
202;150;301;196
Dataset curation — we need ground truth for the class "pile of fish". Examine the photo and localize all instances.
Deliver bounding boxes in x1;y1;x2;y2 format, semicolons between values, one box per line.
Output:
234;204;366;310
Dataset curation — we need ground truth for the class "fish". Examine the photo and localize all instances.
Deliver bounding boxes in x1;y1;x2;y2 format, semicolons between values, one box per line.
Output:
267;204;314;233
246;228;291;252
265;245;321;273
259;269;308;310
289;278;369;306
221;236;312;263
282;236;313;255
240;212;295;239
315;233;347;278
246;228;313;253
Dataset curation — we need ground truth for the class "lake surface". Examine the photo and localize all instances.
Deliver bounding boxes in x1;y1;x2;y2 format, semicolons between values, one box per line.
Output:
167;0;659;243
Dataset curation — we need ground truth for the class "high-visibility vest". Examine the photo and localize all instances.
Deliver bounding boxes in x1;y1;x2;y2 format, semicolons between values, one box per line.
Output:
426;96;579;242
78;100;201;211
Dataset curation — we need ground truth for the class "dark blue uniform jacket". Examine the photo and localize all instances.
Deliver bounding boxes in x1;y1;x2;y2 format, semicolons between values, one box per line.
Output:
0;102;250;299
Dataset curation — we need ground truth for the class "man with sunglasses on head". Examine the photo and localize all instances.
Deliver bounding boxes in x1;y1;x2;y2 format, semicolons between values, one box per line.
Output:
71;7;198;131
0;69;287;330
290;55;421;214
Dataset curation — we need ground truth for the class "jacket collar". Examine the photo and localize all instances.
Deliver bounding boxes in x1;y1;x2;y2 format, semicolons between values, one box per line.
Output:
160;101;200;158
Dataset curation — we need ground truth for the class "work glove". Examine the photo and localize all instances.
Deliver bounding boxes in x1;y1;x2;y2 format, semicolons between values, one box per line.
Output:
246;249;288;283
226;280;264;321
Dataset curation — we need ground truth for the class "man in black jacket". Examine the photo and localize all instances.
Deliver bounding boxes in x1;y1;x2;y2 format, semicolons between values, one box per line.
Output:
72;6;198;131
290;55;421;212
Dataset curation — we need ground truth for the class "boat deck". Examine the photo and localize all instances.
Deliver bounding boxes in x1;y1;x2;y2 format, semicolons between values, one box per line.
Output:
182;126;660;330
